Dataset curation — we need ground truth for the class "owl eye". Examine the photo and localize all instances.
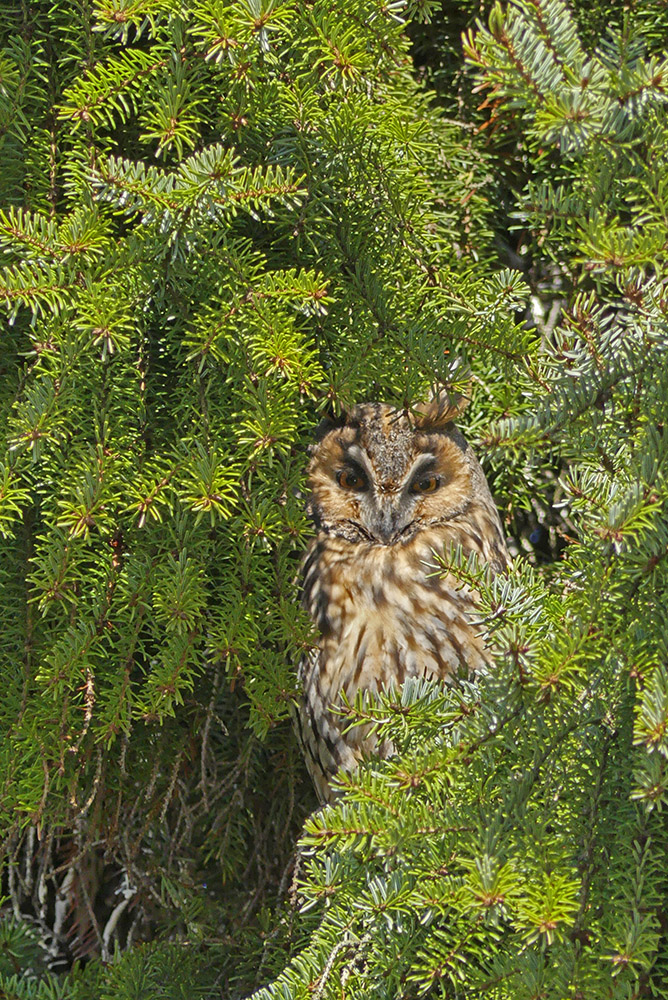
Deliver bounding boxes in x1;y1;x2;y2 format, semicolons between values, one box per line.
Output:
411;474;440;495
337;468;367;491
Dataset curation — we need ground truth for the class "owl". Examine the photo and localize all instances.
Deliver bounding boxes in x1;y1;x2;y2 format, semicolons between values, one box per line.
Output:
295;392;509;802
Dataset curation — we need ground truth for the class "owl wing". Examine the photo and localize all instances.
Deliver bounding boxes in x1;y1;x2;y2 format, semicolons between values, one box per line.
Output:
293;647;340;803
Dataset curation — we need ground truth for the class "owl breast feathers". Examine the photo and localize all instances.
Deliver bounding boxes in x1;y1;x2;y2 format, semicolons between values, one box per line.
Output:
295;395;508;802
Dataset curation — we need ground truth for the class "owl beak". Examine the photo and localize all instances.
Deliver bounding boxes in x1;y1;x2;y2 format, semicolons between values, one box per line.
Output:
373;500;411;544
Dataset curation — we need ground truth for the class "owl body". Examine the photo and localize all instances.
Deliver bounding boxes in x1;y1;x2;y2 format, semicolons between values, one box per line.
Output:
297;399;507;802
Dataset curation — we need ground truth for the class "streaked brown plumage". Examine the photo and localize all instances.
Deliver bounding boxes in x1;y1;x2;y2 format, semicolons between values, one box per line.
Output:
296;393;508;802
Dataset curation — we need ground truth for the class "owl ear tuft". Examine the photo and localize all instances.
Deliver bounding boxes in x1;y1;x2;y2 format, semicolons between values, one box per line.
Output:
309;406;350;452
413;385;471;430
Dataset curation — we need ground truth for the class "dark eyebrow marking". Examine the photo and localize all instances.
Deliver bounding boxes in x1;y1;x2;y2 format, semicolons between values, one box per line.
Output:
403;454;437;486
414;456;437;471
340;455;367;475
341;445;374;479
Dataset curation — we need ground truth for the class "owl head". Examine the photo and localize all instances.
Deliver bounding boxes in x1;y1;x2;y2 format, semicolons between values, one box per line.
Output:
306;391;497;545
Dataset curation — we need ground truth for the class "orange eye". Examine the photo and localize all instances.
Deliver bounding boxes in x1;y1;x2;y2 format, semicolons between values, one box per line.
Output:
337;469;367;491
411;475;440;494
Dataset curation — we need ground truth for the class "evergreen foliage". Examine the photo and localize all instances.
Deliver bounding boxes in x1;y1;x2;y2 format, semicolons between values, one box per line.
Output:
1;0;667;997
